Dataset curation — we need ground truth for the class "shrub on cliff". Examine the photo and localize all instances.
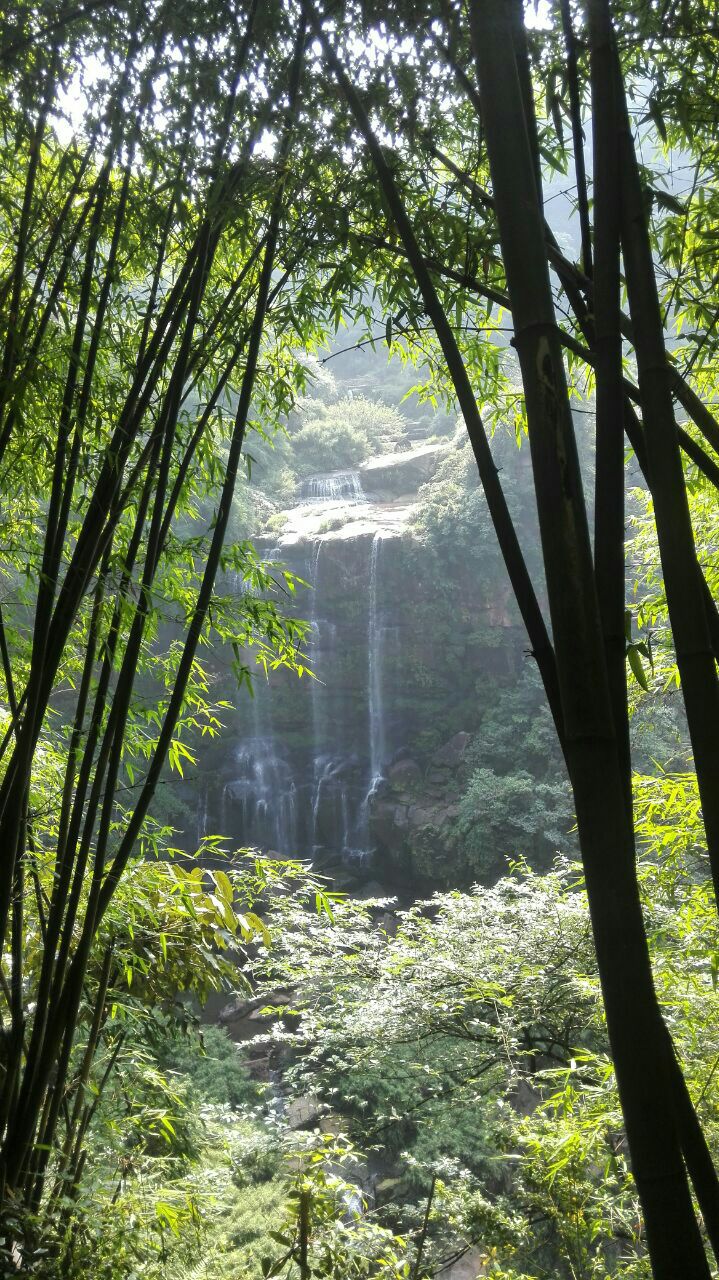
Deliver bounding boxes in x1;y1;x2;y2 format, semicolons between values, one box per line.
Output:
290;396;408;477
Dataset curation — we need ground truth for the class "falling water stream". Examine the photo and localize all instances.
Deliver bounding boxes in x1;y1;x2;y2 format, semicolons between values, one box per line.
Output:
367;530;386;797
217;470;402;863
300;471;367;502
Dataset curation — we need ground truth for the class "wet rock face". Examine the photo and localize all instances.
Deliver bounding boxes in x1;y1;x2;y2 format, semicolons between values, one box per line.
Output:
286;1094;323;1130
433;731;471;768
368;736;469;889
386;758;422;791
442;1248;490;1279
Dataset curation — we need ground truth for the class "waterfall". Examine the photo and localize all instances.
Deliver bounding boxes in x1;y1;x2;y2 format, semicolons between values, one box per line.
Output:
312;757;356;856
309;536;326;850
367;531;386;795
223;627;300;853
309;536;325;744
224;740;298;852
219;487;397;864
311;756;332;849
196;780;209;846
300;471;366;502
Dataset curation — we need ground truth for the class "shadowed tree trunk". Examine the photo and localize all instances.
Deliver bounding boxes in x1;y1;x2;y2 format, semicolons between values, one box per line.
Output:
601;1;719;911
469;2;710;1273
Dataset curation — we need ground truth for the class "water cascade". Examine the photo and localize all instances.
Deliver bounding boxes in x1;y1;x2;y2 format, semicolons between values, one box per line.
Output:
309;536;326;759
217;653;300;851
217;513;399;860
192;432;531;881
196;780;209;845
223;741;298;853
367;531;386;796
309;536;329;849
213;454;433;865
300;471;367;502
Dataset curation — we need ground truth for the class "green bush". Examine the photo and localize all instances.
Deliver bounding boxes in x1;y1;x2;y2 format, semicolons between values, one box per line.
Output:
453;767;575;878
290;395;407;477
469;667;564;780
160;1025;261;1109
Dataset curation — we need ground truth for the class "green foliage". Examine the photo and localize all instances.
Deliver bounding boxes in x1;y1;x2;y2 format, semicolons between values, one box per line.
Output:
3;2;719;1276
468;669;562;779
453;768;575;877
289;396;408;480
410;431;510;575
159;1025;261;1110
248;867;602;1268
244;788;719;1277
271;1146;414;1279
1;852;328;1276
9;771;717;1280
243;391;411;505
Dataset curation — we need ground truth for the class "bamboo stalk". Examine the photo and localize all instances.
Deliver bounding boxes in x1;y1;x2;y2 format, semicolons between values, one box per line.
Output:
0;9;306;1194
508;0;543;210
28;944;113;1208
561;0;593;275
420;124;719;466
468;2;709;1273
610;3;719;909
587;0;630;794
298;1186;310;1280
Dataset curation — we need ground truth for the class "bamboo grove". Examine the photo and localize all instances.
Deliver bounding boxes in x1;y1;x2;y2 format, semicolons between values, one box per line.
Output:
1;1;719;1275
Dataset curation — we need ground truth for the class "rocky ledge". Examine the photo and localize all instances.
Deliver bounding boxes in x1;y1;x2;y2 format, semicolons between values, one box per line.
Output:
359;441;448;499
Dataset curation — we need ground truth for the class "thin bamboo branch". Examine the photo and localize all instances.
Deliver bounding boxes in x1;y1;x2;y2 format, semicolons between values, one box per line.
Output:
561;0;593;275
